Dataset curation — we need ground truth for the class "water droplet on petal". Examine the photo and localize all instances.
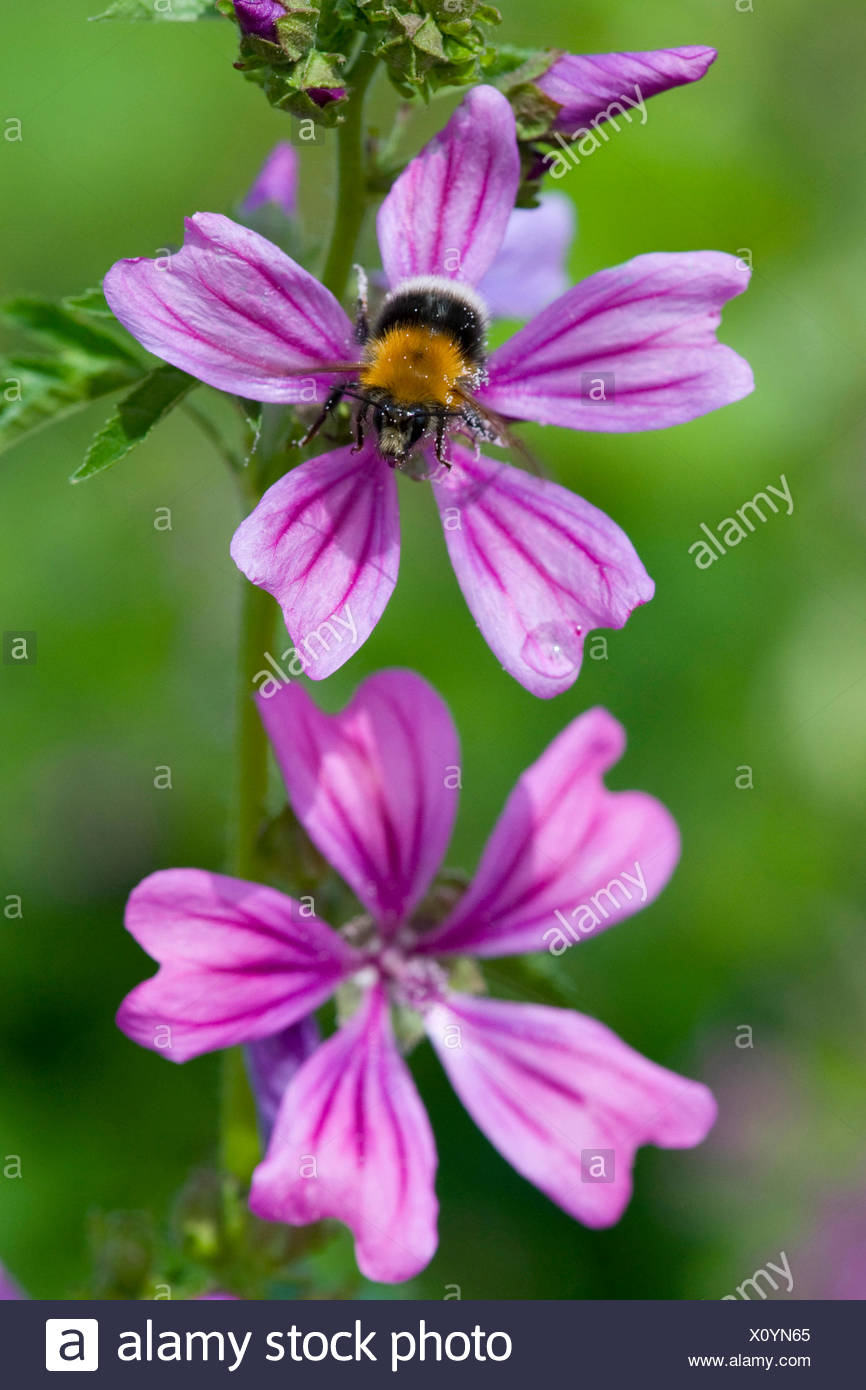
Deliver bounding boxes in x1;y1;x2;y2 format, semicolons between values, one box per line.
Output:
520;622;584;679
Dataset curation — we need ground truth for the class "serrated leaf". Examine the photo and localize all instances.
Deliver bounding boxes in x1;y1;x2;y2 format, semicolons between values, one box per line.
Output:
91;0;220;20
0;354;143;454
70;366;196;482
3;297;141;366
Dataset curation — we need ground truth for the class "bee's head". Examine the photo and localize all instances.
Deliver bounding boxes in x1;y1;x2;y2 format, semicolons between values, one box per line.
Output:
372;404;429;464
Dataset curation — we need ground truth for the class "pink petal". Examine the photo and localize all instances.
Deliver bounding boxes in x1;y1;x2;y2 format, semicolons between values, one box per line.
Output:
246;1016;321;1141
478;192;576;321
258;671;459;935
480;251;753;431
103;212;355;402
377;85;520;288
117;869;357;1063
427;993;716;1227
419;707;679;959
241;142;299;219
538;46;717;134
250;985;438;1283
230;440;399;680
431;445;653;697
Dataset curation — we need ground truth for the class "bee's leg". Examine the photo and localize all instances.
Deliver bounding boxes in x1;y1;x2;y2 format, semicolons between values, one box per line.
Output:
351;401;369;453
434;413;451;469
459;403;493;444
353;264;370;344
297;385;346;448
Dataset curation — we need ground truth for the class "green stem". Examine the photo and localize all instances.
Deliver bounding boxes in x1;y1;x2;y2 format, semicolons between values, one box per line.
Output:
220;47;381;1192
183;400;240;473
228;46;380;880
230;549;276;881
320;47;379;302
221;480;277;1185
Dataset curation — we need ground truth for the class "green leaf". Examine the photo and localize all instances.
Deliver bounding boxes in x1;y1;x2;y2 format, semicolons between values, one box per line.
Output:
90;0;220;20
62;287;115;319
0;354;142;454
275;5;320;62
70;365;196;482
3;296;140;366
486;44;555;84
240;399;263;462
0;291;149;456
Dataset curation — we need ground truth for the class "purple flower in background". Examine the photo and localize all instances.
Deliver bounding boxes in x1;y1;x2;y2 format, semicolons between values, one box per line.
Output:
794;1192;866;1299
104;85;751;696
479;192;576;321
0;1263;24;1300
116;670;715;1284
233;0;286;40
537;45;717;142
240;142;299;220
246;1016;320;1139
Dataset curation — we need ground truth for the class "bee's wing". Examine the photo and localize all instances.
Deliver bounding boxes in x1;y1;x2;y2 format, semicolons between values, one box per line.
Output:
282;362;364;377
452;387;549;479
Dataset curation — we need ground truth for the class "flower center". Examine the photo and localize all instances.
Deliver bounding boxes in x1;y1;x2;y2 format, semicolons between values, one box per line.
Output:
378;948;448;1013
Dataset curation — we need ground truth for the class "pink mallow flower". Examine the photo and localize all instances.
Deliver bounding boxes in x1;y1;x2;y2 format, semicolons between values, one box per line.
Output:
104;86;751;697
794;1191;866;1299
116;670;716;1284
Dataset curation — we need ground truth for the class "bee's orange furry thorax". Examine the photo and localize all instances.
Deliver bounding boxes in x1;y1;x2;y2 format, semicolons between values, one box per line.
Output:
359;325;472;408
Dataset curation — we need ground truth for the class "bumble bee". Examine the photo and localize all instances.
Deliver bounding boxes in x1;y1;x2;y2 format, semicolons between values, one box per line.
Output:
299;272;510;472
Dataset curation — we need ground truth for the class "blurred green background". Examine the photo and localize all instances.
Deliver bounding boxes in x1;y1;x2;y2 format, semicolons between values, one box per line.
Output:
1;0;865;1300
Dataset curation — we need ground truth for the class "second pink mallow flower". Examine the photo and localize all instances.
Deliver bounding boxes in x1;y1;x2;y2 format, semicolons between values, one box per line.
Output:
116;670;715;1283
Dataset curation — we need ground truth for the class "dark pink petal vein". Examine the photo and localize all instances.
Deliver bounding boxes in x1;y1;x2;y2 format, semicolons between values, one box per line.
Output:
117;869;357;1062
432;445;653;697
480;251;753;432
250;984;438;1284
103;213;355;402
258;670;460;935
377;85;520;288
427;994;716;1227
420;707;679;959
231;439;399;680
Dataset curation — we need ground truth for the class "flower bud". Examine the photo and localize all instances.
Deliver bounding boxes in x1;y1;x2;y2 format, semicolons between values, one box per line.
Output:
233;0;286;41
535;46;717;139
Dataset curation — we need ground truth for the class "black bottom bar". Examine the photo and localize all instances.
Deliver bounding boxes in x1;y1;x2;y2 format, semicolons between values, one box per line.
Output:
5;1299;857;1387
